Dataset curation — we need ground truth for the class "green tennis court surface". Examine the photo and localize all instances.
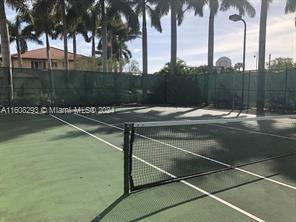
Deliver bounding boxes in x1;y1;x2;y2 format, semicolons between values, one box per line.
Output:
0;107;295;222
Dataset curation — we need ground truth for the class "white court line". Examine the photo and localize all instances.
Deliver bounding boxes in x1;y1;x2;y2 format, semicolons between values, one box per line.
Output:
212;124;296;141
50;114;264;222
132;115;296;127
75;114;296;191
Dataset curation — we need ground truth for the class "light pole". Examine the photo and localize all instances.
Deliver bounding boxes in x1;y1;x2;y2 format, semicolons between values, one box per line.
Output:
229;14;247;111
229;14;247;72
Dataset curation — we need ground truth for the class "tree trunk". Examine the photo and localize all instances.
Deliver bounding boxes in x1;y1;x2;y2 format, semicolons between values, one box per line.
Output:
109;31;113;72
61;0;69;71
46;33;53;70
142;0;148;100
91;36;96;57
16;39;23;68
170;4;177;76
208;9;215;70
0;0;13;103
119;47;123;73
256;0;268;116
46;32;55;98
101;0;108;72
91;25;96;57
142;0;148;75
205;9;215;105
73;32;77;65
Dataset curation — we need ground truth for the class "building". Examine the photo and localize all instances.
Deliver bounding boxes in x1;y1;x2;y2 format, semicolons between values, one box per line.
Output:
11;47;86;70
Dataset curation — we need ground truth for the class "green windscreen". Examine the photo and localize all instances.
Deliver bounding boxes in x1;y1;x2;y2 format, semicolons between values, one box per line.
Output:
0;67;295;111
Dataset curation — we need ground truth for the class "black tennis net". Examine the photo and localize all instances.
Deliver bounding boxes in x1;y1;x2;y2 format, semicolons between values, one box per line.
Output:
123;115;296;193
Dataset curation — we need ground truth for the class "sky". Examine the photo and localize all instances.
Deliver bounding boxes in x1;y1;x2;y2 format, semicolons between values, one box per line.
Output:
5;0;296;73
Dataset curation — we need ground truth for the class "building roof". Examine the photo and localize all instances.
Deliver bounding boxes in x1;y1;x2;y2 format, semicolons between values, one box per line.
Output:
11;47;86;60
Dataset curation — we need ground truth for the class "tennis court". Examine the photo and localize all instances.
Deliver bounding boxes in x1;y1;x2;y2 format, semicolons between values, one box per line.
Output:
0;107;295;222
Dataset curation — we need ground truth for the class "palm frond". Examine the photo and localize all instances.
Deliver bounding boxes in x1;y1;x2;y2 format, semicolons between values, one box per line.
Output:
220;0;256;17
186;0;208;16
109;0;140;33
285;0;296;13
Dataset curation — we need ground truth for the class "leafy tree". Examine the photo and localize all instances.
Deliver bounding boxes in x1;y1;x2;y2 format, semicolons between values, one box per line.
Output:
269;57;296;70
74;57;101;71
8;16;43;68
234;62;243;71
124;60;141;74
156;59;211;75
157;59;188;75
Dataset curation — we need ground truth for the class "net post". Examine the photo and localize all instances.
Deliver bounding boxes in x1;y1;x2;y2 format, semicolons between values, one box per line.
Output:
123;123;133;195
241;71;246;111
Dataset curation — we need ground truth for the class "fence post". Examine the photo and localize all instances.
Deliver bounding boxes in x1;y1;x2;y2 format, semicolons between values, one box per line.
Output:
6;67;13;106
232;73;235;110
203;73;209;105
214;73;217;104
84;72;88;105
142;75;147;103
48;70;53;105
164;74;168;104
240;72;246;111
246;71;251;113
284;66;288;112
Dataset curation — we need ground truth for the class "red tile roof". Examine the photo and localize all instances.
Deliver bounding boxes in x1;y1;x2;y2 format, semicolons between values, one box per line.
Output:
11;47;86;60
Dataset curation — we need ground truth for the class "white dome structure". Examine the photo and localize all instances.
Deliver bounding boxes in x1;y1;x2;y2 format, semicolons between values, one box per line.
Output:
216;57;232;69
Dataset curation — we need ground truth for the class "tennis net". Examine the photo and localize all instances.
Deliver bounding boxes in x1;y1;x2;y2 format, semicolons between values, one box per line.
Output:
123;115;296;193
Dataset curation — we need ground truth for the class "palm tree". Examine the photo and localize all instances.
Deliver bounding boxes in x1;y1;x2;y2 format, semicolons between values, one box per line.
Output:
60;0;69;70
0;0;29;103
97;37;132;73
97;14;140;73
32;0;67;70
285;0;296;26
55;1;91;64
68;21;90;65
32;0;90;71
85;4;101;57
154;0;191;76
206;0;256;71
285;0;296;13
129;0;162;75
8;16;43;68
256;0;295;115
95;0;139;72
256;0;272;115
32;0;58;71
